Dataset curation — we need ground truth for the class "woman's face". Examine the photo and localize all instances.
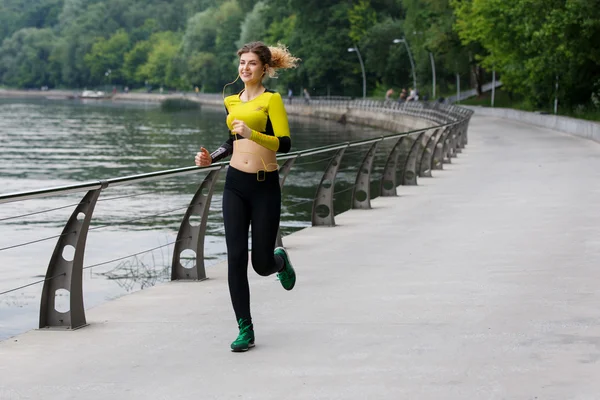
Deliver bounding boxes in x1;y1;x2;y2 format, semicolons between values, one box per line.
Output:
239;52;265;85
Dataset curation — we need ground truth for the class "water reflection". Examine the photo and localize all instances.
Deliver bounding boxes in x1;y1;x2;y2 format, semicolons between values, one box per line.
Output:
98;252;173;292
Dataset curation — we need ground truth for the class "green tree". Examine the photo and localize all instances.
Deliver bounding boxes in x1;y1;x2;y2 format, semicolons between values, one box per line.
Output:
54;1;120;87
263;0;358;96
348;0;377;44
181;9;218;57
402;0;474;97
186;51;218;91
136;31;182;88
360;18;407;90
237;1;269;47
84;29;131;85
123;40;153;85
0;0;64;43
0;27;58;87
452;0;600;108
214;0;245;86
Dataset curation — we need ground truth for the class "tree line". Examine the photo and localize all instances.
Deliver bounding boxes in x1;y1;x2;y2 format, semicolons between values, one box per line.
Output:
0;0;598;111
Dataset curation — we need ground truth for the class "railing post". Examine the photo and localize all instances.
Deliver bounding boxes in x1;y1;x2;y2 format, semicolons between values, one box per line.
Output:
432;126;450;170
402;132;425;185
442;124;456;164
463;114;472;145
449;124;460;158
380;136;405;197
352;141;379;209
312;146;348;226
276;157;298;248
171;167;223;281
39;182;107;330
393;132;423;186
418;128;439;178
458;119;469;149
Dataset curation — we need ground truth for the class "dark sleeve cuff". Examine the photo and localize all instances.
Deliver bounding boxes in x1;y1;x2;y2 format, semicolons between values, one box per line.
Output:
210;137;234;162
278;136;291;153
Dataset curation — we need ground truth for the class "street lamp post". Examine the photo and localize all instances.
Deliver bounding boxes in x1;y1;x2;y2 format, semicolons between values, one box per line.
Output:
429;52;436;100
554;75;559;115
491;69;496;107
105;69;112;92
456;73;460;104
348;46;366;99
393;38;417;93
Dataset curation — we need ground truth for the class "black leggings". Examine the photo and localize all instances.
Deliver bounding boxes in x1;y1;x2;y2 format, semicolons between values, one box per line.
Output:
223;166;284;323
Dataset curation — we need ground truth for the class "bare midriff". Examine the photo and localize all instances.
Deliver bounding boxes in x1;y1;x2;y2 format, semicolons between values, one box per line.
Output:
230;139;278;173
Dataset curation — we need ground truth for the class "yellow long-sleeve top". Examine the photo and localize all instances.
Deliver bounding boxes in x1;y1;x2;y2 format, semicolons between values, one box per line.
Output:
210;89;292;162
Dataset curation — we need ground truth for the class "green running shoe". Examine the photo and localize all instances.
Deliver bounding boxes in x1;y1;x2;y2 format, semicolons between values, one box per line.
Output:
230;318;255;352
275;247;296;291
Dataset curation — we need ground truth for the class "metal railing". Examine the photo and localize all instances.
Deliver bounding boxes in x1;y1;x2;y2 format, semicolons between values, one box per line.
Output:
0;99;473;332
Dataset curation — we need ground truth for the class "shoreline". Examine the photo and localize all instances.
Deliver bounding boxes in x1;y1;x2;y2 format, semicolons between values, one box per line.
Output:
0;88;199;103
0;87;431;133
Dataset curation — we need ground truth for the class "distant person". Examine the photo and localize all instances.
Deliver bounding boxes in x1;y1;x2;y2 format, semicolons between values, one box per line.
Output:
194;41;299;353
303;87;311;104
385;88;394;101
407;88;417;101
398;88;407;103
287;87;293;104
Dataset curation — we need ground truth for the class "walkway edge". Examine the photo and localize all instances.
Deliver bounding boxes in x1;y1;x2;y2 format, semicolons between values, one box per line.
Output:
465;105;600;143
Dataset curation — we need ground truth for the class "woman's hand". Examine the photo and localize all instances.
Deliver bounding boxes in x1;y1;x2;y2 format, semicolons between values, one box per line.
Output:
195;147;212;167
231;119;252;139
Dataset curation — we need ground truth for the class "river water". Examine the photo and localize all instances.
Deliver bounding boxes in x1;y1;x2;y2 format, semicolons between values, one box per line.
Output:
0;96;391;340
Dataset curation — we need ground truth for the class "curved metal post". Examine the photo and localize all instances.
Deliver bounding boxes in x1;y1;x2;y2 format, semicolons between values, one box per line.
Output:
395;135;418;185
461;121;468;147
39;183;106;330
276;157;298;248
312;147;347;226
462;118;471;146
442;125;456;164
418;129;439;178
352;141;379;209
432;127;449;170
278;157;297;188
458;120;469;149
449;125;460;158
380;136;405;196
445;129;455;160
410;131;430;180
400;132;423;185
172;167;223;281
453;122;464;154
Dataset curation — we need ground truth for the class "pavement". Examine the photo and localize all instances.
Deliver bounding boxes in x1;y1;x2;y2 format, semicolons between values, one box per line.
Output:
1;114;600;399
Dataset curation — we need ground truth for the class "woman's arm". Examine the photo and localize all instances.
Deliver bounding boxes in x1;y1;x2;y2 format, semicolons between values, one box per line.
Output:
209;137;234;162
248;92;292;153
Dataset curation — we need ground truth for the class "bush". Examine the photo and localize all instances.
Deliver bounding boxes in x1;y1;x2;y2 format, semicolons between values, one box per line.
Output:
160;98;201;112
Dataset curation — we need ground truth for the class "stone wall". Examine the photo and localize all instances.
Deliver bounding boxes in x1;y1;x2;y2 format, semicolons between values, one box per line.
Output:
196;96;434;133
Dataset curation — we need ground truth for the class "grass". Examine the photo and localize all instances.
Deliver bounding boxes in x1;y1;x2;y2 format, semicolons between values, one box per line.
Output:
461;89;600;122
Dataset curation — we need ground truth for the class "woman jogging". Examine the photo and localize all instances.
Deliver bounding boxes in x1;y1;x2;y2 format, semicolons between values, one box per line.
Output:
194;41;299;352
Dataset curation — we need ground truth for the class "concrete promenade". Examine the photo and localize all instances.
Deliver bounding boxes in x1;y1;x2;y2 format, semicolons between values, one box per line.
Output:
1;115;600;399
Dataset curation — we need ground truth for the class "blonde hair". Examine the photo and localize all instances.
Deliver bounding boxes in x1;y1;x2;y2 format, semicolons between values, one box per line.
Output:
237;41;300;78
